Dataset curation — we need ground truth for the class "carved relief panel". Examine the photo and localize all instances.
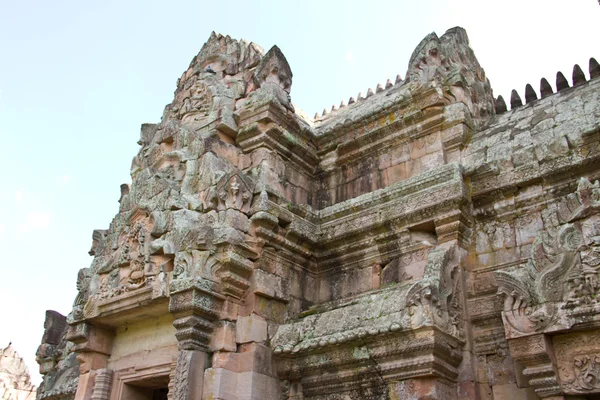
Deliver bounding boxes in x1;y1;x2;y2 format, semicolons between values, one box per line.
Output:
554;330;600;395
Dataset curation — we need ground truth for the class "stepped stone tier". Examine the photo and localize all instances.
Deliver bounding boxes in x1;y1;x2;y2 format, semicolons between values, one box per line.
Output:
1;344;36;400
36;27;600;399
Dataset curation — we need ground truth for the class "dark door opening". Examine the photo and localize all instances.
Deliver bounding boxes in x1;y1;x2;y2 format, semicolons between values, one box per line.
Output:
152;387;168;400
122;376;169;400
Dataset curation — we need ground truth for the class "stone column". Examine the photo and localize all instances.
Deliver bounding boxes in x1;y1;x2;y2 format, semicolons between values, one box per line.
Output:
169;278;225;400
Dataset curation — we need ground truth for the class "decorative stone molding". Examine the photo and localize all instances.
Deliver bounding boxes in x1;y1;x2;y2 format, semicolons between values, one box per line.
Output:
168;278;225;351
271;246;465;397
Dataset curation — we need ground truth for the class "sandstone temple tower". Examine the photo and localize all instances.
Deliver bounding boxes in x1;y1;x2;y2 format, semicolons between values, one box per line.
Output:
36;28;600;399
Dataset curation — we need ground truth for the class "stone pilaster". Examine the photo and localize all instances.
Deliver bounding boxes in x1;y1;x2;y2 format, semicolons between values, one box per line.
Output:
90;368;113;400
169;278;225;399
172;350;209;400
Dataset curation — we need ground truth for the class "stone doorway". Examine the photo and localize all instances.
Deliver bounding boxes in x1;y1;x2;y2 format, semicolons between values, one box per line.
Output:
120;375;169;400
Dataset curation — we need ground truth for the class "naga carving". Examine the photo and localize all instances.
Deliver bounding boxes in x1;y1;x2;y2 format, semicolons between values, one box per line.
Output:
495;178;600;336
406;245;464;338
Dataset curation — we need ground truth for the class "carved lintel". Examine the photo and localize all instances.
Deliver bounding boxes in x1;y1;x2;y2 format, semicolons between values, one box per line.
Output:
90;368;113;400
273;327;463;397
169;278;225;350
508;334;562;398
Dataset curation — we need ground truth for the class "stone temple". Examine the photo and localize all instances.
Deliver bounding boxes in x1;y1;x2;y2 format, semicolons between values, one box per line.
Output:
34;27;600;399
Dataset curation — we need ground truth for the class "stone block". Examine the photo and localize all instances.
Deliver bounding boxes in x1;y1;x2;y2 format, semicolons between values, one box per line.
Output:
251;269;288;301
237;371;280;400
410;140;428;159
515;213;543;247
386;163;407;185
210;321;237;352
236;314;267;344
203;367;239;400
390;144;410;165
238;343;277;377
420;150;444;172
212;351;240;372
218;209;249;233
241;293;287;323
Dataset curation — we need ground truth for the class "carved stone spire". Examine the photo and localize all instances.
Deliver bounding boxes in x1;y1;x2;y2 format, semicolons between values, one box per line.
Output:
590;57;600;79
495;95;507;114
540;78;553;98
525;84;537;104
572;64;587;86
405;27;494;118
510;89;522;109
556;71;570;91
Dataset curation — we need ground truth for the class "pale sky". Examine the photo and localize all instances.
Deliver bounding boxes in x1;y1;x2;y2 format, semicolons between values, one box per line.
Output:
0;0;598;385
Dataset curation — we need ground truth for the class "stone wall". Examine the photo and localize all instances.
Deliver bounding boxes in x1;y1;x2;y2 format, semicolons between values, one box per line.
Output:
37;28;600;399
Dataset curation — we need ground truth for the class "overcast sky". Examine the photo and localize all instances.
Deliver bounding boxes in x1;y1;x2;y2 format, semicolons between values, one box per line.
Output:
0;0;598;384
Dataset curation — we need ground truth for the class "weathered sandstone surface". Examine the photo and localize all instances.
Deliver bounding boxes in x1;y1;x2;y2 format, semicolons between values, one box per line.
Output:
36;28;600;399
